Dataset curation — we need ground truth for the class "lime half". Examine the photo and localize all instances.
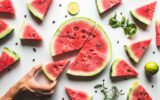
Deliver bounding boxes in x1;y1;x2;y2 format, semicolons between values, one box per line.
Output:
145;62;159;75
68;2;80;16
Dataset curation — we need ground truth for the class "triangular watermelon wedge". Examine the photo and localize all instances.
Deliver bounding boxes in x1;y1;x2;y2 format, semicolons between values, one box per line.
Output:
0;19;13;39
124;39;152;63
27;0;52;21
156;20;160;47
0;47;20;72
42;61;69;81
65;87;92;100
127;81;152;100
110;58;138;78
0;0;15;15
131;1;157;25
96;0;121;14
20;21;42;41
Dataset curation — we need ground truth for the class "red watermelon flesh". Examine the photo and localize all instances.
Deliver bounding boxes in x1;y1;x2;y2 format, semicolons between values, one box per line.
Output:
156;20;160;47
20;22;42;41
42;61;69;81
66;87;92;100
0;0;15;15
0;19;8;33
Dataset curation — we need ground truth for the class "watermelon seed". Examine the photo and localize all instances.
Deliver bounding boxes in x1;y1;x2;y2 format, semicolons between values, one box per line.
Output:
127;69;131;72
62;98;65;100
89;49;94;52
82;35;86;39
52;20;55;24
81;29;87;33
15;42;18;46
73;26;79;30
24;15;27;18
74;33;76;36
117;41;119;44
92;35;96;38
65;15;67;18
102;79;105;82
142;47;145;49
153;51;155;54
151;85;154;88
59;4;62;7
32;34;35;37
32;59;35;62
120;12;123;15
95;90;97;93
33;48;36;52
96;44;101;48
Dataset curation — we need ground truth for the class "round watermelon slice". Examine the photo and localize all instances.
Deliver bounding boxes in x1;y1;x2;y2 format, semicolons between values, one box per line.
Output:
42;61;69;81
110;58;138;78
96;0;121;14
0;0;15;15
156;20;160;47
124;39;152;63
0;47;20;72
27;0;52;21
65;87;92;100
0;19;13;40
131;1;157;25
51;17;96;56
127;81;152;100
67;24;112;76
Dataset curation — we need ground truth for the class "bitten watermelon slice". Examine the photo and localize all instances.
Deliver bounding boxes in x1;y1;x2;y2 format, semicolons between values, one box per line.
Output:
127;81;152;100
156;20;160;47
67;24;112;76
0;0;15;15
20;21;42;41
42;61;69;81
124;39;152;63
27;0;52;21
0;47;20;72
51;17;96;56
65;87;92;100
0;19;13;39
131;1;157;25
96;0;121;14
110;58;138;78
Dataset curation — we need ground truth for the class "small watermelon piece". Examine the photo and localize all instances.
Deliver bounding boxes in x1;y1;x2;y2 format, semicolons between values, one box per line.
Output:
156;20;160;47
67;24;112;76
0;47;20;72
51;17;96;56
110;58;138;78
131;1;157;25
124;39;152;63
65;87;92;100
20;21;42;41
127;81;152;100
27;0;52;21
96;0;121;14
0;19;13;39
0;0;15;15
42;61;69;81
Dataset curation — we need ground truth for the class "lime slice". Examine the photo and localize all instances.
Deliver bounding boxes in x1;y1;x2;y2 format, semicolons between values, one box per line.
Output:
68;2;80;16
145;62;159;75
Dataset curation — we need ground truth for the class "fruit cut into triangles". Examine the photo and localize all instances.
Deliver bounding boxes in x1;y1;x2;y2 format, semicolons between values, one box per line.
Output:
156;20;160;47
0;0;15;15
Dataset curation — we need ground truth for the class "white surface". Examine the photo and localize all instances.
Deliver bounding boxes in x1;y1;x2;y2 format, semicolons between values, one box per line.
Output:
0;0;160;100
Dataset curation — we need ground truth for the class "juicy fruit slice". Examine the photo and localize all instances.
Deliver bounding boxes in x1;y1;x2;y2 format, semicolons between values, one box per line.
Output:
66;87;92;100
96;0;121;14
131;1;157;25
0;48;20;72
0;19;13;39
127;81;152;100
27;0;52;21
156;20;160;47
68;2;80;16
0;0;15;15
67;24;112;76
20;21;42;41
110;58;138;78
51;17;96;56
124;39;152;63
42;61;69;81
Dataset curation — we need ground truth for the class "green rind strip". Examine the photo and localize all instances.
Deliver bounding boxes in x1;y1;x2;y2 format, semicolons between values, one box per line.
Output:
95;0;104;14
110;58;120;77
0;27;13;39
127;81;139;100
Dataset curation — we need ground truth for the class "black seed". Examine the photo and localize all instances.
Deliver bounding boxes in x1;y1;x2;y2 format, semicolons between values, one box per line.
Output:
124;78;127;80
117;41;119;44
32;59;35;62
7;68;11;71
102;79;105;82
24;15;27;18
152;85;154;88
62;98;65;100
153;51;156;54
120;12;123;15
33;48;36;52
65;15;67;18
52;20;55;24
15;42;18;46
59;4;62;7
95;90;97;93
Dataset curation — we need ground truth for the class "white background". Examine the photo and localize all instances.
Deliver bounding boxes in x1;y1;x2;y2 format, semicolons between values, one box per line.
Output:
0;0;160;100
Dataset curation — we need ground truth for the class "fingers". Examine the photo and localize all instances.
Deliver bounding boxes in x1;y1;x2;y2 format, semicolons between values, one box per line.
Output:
29;64;42;76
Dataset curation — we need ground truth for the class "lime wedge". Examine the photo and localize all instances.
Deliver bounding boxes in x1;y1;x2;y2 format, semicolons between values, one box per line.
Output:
68;2;80;16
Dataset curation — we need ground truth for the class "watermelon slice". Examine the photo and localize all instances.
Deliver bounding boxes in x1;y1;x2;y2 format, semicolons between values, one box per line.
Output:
0;47;20;72
0;19;13;39
42;61;69;81
27;0;52;21
127;81;152;100
156;20;160;47
67;24;112;76
0;0;15;15
65;87;92;100
96;0;121;14
20;21;42;41
110;58;138;78
124;39;152;63
51;17;96;56
131;1;157;25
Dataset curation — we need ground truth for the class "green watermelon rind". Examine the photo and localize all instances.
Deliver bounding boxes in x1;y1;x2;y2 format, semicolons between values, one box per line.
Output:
27;1;44;21
110;58;121;77
66;24;112;76
0;27;13;39
50;17;96;56
95;0;104;14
